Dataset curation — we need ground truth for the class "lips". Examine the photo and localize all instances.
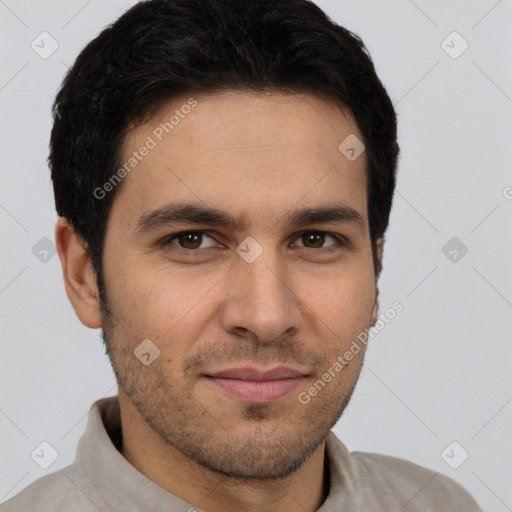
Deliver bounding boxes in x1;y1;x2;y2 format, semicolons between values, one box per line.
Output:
204;366;308;403
207;366;306;381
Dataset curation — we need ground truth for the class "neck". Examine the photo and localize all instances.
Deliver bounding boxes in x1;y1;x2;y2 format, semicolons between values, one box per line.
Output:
118;391;329;512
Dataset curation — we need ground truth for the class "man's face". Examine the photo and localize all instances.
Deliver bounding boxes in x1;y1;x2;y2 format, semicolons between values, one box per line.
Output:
100;91;378;479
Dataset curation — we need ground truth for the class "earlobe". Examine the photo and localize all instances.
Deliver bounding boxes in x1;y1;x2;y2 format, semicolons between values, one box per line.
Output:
371;295;379;327
55;218;103;329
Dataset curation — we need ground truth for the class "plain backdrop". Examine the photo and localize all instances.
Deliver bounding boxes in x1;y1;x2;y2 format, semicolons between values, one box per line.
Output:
1;1;511;510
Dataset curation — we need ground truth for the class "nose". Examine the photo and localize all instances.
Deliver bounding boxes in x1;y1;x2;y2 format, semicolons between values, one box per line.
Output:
220;245;303;343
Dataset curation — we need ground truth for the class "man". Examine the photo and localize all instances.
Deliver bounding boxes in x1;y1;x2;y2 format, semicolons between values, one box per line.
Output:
1;0;483;510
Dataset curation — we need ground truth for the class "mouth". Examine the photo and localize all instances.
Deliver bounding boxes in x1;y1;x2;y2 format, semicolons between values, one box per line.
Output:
203;366;309;403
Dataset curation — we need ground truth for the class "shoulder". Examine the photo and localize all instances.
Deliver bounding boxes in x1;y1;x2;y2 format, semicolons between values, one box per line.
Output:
0;464;106;512
352;450;483;510
326;433;483;511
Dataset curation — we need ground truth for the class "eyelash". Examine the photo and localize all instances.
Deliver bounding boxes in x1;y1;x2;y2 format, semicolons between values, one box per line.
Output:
161;230;348;256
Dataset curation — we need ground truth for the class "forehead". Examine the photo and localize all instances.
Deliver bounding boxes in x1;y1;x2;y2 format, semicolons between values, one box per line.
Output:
113;91;368;230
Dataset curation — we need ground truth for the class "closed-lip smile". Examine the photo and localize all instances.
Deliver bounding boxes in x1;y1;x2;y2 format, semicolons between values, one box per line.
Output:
204;366;309;403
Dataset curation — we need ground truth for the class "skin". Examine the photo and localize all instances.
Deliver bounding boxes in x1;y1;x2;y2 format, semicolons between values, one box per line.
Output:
56;91;381;512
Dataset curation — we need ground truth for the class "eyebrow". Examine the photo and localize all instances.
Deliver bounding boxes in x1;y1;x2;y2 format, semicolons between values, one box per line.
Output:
134;201;365;233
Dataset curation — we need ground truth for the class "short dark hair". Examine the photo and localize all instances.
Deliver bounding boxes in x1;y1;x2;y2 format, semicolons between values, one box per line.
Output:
50;0;399;295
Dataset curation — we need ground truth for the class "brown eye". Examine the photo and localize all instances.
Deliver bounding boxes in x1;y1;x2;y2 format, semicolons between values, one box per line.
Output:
302;232;325;248
177;232;202;249
167;231;216;250
295;231;339;249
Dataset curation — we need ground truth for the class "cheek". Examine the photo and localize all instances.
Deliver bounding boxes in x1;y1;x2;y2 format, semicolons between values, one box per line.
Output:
102;257;221;348
308;264;376;346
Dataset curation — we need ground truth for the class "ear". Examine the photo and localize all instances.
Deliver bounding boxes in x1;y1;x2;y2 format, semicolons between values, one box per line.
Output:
371;293;379;327
370;238;384;326
55;217;102;328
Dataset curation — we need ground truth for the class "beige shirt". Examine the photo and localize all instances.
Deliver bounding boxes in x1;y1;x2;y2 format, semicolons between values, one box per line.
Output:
0;396;483;511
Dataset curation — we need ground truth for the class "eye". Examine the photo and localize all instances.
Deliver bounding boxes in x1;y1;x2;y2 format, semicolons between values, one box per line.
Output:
161;229;346;256
164;231;218;250
292;231;343;249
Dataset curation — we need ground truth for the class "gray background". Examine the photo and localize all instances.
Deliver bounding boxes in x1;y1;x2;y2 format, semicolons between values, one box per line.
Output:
1;0;511;510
